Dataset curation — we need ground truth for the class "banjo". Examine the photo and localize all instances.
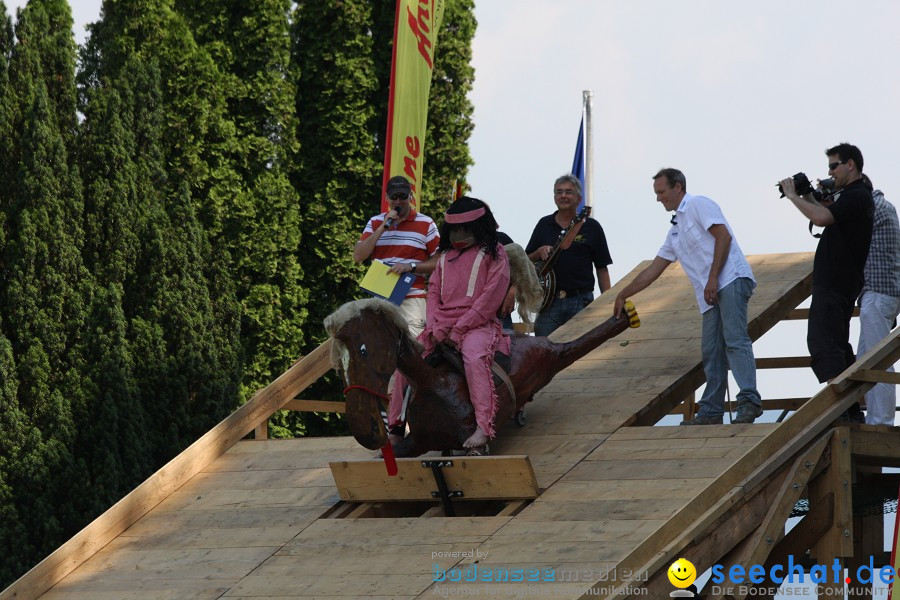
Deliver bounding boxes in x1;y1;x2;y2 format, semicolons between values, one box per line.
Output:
533;206;591;312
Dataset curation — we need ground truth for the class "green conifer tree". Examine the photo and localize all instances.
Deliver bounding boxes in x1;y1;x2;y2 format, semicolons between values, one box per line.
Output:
1;0;89;572
291;0;381;335
176;0;308;402
419;0;475;205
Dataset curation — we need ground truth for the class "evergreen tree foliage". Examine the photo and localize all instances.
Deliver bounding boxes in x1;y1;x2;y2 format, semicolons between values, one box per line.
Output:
0;0;477;583
176;0;308;400
0;0;89;580
0;325;31;584
291;0;381;338
419;0;476;205
0;1;14;226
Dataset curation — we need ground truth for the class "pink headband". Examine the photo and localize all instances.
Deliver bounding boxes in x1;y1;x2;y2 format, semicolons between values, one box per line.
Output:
444;207;485;224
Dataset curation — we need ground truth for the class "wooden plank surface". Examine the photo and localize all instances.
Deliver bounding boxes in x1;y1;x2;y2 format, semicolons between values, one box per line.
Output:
14;252;852;600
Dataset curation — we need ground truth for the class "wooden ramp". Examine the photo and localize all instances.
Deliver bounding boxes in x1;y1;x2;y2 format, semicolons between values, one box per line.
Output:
6;252;900;600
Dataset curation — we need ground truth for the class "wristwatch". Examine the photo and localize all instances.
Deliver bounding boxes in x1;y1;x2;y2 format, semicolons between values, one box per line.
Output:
410;262;417;273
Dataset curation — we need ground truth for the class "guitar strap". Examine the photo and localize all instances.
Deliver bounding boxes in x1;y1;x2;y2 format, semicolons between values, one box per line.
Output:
558;220;586;251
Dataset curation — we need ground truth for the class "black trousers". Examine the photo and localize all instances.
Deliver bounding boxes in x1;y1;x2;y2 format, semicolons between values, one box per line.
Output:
807;285;857;383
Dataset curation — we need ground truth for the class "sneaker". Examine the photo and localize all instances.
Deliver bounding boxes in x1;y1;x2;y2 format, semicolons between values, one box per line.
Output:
680;414;724;425
733;402;764;424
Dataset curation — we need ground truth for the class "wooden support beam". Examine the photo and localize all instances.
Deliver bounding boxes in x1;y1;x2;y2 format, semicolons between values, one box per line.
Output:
844;466;884;598
495;500;529;517
809;428;854;577
712;433;832;600
345;502;375;519
589;330;900;600
784;308;811;320
756;356;811;369
323;501;362;519
669;397;810;416
633;466;791;599
783;306;859;321
254;422;268;440
847;369;900;385
283;399;347;413
419;505;446;518
851;427;900;467
329;456;540;502
735;493;835;600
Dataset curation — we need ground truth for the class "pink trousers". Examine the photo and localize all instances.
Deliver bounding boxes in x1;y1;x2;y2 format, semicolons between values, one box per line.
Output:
389;323;500;439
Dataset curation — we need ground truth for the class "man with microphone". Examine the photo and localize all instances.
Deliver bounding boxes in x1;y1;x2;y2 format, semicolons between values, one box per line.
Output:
353;175;440;443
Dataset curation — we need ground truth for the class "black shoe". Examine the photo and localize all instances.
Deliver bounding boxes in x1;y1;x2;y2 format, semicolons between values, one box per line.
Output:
733;402;764;424
837;403;865;424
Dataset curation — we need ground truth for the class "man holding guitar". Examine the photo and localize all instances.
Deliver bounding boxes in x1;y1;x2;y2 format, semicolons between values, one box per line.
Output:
525;174;612;337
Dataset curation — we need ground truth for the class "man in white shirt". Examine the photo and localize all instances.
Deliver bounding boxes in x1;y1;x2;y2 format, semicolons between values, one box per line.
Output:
613;168;763;424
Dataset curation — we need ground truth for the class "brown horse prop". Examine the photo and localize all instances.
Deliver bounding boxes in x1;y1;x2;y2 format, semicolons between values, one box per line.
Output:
324;298;639;457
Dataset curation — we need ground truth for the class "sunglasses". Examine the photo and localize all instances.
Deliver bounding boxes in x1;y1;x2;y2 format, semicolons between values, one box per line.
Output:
828;160;848;171
390;193;410;201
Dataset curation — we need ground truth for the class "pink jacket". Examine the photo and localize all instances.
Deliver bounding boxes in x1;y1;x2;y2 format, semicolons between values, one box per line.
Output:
423;243;511;352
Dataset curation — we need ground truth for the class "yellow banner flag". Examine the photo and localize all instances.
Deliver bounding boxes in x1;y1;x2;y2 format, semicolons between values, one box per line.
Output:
381;0;445;212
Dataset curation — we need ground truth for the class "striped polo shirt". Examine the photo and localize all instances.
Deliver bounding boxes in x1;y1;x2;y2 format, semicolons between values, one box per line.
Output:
360;209;439;297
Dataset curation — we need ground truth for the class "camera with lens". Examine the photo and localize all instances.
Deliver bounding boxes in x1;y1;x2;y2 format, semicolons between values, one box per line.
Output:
777;173;837;202
812;177;836;203
777;172;813;198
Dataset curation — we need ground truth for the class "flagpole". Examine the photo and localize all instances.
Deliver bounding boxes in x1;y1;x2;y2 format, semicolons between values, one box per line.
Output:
583;90;594;209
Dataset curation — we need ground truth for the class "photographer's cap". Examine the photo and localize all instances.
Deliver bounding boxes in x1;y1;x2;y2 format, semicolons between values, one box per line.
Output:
386;176;412;197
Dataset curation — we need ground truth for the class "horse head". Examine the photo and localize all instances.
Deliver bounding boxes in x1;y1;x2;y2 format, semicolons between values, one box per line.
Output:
324;298;412;450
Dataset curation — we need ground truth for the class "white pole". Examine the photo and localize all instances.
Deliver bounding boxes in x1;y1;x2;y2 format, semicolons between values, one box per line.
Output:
583;90;594;209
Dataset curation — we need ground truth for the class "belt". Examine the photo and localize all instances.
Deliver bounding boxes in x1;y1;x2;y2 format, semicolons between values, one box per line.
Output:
556;287;593;300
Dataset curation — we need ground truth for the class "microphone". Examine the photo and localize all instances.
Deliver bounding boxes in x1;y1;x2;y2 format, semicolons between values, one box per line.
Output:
384;217;395;230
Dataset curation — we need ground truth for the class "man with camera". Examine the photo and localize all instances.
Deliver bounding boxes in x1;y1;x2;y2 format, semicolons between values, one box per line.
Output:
779;143;873;422
613;168;763;425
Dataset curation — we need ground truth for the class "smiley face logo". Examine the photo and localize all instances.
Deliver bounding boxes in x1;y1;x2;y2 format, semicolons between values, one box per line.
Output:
667;558;696;588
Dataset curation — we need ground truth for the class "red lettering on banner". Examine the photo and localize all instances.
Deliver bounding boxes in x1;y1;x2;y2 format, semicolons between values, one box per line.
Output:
403;136;421;192
406;2;434;69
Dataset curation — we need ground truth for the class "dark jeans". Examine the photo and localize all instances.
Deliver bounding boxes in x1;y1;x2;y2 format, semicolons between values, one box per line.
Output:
534;291;593;337
808;285;856;383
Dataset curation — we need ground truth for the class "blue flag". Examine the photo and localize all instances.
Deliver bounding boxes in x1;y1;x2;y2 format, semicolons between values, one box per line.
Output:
571;116;586;212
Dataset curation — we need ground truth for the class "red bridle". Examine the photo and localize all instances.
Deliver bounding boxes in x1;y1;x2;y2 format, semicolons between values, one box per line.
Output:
342;384;389;401
341;384;397;476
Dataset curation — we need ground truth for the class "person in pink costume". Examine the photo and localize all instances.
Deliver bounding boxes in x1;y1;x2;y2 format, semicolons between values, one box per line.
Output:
416;197;511;450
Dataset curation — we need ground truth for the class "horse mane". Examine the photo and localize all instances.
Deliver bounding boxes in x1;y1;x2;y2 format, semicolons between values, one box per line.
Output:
505;243;542;324
323;297;420;371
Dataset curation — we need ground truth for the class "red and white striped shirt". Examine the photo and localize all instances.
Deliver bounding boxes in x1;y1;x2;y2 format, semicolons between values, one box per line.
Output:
359;209;439;297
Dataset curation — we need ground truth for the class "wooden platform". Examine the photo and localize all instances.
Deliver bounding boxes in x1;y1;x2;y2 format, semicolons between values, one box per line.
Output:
8;252;900;600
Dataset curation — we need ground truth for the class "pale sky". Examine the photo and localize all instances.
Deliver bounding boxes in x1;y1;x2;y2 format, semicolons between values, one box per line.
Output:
7;2;899;597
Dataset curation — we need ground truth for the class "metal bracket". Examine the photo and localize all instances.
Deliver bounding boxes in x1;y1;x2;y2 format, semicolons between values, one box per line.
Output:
422;460;463;516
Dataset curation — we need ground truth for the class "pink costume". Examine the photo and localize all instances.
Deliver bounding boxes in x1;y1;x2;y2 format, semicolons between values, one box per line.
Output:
417;243;511;439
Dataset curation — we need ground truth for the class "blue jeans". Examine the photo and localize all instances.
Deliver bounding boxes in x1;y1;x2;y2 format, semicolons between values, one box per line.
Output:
697;277;761;417
534;291;593;337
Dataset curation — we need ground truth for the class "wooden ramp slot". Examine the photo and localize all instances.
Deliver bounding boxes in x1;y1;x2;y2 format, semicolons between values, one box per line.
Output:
329;455;540;503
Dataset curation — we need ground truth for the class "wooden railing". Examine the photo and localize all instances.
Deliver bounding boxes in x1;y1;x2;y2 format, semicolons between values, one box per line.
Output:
669;306;894;420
